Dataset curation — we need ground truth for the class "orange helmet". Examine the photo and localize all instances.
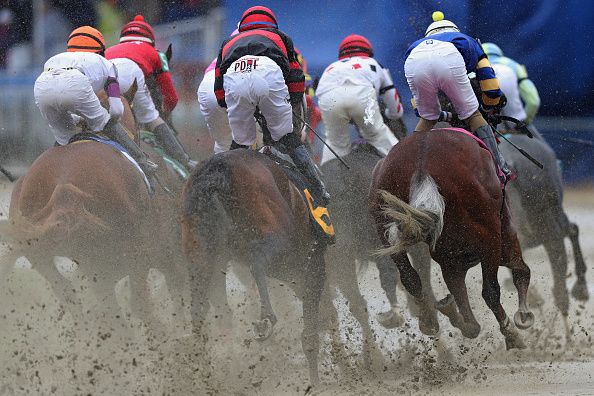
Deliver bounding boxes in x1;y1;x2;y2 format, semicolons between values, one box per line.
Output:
338;34;373;59
67;26;106;54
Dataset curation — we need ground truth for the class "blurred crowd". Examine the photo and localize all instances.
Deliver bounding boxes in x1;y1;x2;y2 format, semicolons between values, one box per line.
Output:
0;0;220;70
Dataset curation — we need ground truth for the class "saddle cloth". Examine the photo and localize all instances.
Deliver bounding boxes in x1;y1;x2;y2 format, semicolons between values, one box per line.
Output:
432;127;506;184
140;130;190;180
260;146;335;245
68;133;153;194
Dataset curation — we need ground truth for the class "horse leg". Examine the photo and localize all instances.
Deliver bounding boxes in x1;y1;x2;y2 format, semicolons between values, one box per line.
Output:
375;255;405;328
408;243;436;318
248;234;286;341
390;252;439;335
480;255;527;350
128;267;164;335
207;259;234;331
543;235;570;318
31;256;84;329
335;259;381;370
567;221;589;301
301;246;326;386
439;266;481;338
188;256;215;338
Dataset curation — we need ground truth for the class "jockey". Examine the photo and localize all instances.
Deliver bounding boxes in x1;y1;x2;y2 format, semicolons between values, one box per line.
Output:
482;42;541;125
404;12;512;182
214;5;329;201
33;26;157;176
197;29;239;154
105;15;197;170
316;34;403;165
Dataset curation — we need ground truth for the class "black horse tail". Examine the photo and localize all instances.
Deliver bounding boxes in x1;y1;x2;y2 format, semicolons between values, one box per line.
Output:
376;172;445;257
183;157;232;252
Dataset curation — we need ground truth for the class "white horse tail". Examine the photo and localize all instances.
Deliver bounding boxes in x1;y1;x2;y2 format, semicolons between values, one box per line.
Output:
376;173;445;257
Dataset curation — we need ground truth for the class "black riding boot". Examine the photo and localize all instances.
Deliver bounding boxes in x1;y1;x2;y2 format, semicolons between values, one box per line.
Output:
103;119;158;176
475;124;512;182
153;123;198;170
279;132;330;204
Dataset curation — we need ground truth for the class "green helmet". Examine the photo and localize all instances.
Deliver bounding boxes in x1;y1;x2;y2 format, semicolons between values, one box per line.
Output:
482;42;503;57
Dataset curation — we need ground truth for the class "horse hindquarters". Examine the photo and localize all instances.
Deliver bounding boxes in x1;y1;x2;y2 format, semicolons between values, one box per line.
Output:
373;173;445;335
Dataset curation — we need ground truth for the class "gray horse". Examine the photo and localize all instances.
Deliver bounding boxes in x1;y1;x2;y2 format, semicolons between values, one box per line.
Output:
320;120;444;345
500;129;589;317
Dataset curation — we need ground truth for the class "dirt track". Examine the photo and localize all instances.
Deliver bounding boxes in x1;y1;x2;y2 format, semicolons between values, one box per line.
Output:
1;181;594;395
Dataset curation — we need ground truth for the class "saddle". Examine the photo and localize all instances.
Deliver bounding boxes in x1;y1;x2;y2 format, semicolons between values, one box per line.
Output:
260;146;335;245
68;132;154;194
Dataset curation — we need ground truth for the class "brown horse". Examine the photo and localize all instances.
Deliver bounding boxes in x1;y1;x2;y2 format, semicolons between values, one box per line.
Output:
370;128;534;349
181;149;327;384
0;97;187;335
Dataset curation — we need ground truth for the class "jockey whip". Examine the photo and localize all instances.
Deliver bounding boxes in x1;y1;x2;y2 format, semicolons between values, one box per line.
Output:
495;131;544;169
0;165;15;182
292;110;351;169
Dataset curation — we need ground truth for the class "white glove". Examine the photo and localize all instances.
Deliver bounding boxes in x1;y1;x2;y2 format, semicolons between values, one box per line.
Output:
108;96;124;120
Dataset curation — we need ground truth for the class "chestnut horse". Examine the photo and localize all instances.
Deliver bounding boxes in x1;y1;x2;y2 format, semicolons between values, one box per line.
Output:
181;149;327;384
370;128;534;349
0;97;187;335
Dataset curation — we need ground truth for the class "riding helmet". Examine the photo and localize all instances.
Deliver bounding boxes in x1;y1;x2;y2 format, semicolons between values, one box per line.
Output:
67;26;106;54
425;11;459;37
238;6;278;32
120;15;156;46
482;42;504;58
338;34;373;59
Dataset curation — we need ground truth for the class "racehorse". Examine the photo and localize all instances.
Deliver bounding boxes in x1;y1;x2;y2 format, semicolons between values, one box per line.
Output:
0;95;187;336
181;148;327;384
370;128;535;348
500;130;588;327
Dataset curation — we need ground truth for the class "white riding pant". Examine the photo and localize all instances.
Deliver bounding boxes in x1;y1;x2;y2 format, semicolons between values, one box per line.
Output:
111;57;159;125
405;40;478;121
34;68;110;145
317;83;398;165
198;69;232;153
223;55;292;146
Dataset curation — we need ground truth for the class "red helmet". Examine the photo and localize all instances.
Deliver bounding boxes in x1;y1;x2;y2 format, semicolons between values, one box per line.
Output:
238;6;278;32
338;34;373;59
120;15;156;46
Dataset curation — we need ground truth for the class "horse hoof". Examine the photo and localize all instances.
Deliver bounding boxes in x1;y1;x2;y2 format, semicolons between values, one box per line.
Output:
254;318;274;341
571;279;590;301
505;333;527;350
460;322;481;339
377;309;405;329
435;294;464;328
514;310;535;330
419;313;440;336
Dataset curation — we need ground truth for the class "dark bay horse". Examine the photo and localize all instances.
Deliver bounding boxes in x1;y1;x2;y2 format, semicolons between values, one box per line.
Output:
181;149;327;384
370;128;535;349
0;98;187;335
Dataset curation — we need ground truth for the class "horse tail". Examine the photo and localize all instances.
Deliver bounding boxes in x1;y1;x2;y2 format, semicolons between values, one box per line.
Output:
182;158;231;255
376;173;445;257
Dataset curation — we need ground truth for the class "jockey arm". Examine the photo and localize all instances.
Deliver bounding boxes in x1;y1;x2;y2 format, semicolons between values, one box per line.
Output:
281;33;305;106
154;51;178;115
515;64;540;123
379;67;403;119
105;62;124;120
475;54;503;112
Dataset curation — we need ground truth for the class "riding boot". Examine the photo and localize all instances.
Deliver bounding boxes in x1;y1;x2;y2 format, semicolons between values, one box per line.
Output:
152;123;197;170
475;124;513;182
279;132;330;204
103;119;158;177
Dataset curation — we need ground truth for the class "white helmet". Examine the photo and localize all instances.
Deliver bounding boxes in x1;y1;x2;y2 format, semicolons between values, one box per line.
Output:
425;11;459;37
